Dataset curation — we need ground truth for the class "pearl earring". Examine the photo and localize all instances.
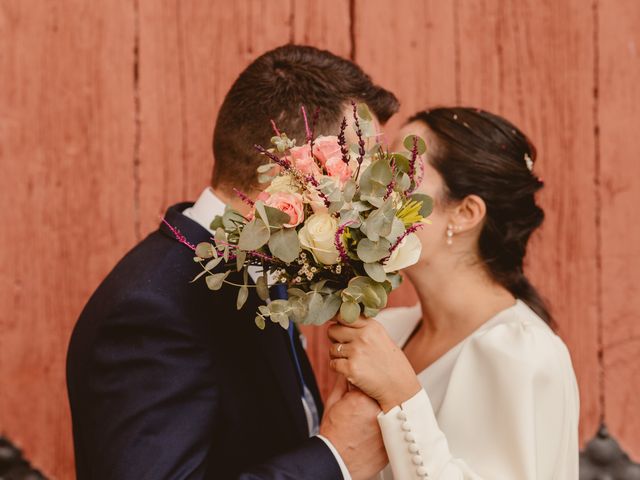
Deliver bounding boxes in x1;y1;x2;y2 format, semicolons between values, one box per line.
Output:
446;224;454;245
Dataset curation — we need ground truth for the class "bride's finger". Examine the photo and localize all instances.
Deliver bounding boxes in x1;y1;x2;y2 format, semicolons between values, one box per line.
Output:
336;314;368;328
327;323;358;343
328;342;350;359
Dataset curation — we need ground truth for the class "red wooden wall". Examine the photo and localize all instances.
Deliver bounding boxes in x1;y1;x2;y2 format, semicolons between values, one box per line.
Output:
1;1;638;478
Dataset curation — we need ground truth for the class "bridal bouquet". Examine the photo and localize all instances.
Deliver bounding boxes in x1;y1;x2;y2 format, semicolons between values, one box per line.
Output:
192;104;432;329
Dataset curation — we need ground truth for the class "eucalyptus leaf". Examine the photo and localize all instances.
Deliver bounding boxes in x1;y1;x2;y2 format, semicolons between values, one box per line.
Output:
340;300;360;324
386;272;403;290
361;200;394;241
396;172;411;191
205;271;229;291
402;134;427;155
236;250;246;271
271;312;290;329
339;209;362;228
368;158;393;185
214;228;227;248
363;262;387;283
256;274;269;301
237;285;249;310
328;201;344;214
238;219;270;250
268;228;300;263
385;217;406;245
255;315;266;330
264;205;291;227
343;179;357;203
356;103;373;121
410;193;434;217
287;287;307;298
357;237;391;263
222;208;245;230
195;242;216;259
259;173;276;184
257;163;275;173
363;307;380;318
210;215;224;231
390;153;410;173
348;276;388;309
258;305;270;315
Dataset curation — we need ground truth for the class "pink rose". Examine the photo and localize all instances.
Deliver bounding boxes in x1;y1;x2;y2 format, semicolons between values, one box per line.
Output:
288;144;321;177
257;191;305;228
325;156;353;184
313;136;343;167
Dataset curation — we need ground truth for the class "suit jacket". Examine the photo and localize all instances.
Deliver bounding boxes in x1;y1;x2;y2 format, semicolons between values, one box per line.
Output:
67;203;342;480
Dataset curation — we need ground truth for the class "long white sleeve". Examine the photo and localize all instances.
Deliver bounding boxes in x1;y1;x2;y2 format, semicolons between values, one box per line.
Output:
377;316;580;480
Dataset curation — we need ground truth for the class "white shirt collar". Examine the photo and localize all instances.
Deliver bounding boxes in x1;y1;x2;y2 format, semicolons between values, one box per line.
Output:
182;187;227;234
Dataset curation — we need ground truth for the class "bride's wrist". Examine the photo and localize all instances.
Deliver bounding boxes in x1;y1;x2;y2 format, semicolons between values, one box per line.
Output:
379;380;422;413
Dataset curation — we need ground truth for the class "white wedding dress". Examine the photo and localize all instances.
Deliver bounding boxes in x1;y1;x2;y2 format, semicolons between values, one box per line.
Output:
372;300;580;480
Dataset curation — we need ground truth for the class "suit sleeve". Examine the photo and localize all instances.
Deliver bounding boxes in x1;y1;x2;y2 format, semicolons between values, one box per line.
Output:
74;294;343;480
238;436;343;480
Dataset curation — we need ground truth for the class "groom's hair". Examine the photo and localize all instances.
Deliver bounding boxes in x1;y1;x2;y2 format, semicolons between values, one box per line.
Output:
211;44;399;192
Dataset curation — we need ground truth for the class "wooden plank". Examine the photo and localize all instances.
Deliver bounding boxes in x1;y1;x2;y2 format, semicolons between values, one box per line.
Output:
0;1;136;478
455;0;600;444
353;0;458;141
291;0;351;59
136;0;294;237
598;0;640;459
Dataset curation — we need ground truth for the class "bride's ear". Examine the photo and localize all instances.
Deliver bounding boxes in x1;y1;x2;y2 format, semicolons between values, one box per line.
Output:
449;194;486;234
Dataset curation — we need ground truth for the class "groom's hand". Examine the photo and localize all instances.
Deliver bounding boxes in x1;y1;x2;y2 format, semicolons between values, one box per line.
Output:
320;376;388;479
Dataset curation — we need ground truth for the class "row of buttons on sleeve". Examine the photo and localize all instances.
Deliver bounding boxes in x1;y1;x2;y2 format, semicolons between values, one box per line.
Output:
397;409;429;478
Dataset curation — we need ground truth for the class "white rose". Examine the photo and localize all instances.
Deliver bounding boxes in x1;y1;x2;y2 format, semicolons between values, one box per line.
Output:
298;213;340;265
383;233;422;272
266;174;298;194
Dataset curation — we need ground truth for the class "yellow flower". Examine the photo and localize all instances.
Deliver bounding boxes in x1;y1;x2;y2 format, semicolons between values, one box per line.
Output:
396;199;424;227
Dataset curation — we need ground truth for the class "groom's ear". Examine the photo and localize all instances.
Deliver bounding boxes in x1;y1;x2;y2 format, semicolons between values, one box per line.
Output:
451;194;486;235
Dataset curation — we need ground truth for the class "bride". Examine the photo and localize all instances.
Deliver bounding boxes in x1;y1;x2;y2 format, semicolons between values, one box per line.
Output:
327;107;579;479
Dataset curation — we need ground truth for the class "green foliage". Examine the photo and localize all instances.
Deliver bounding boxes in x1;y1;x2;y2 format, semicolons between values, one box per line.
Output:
206;271;229;291
403;134;427;155
238;219;270;250
357;237;391;263
268;228;300;263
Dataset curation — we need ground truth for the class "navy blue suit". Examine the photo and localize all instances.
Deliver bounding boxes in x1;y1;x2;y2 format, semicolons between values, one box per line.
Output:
67;203;342;479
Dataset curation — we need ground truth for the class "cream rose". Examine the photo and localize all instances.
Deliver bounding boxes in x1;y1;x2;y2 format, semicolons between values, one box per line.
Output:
298;212;340;265
265;174;298;194
383;233;422;272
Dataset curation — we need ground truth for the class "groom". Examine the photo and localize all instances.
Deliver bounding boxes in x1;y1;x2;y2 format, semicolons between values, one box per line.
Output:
67;45;399;479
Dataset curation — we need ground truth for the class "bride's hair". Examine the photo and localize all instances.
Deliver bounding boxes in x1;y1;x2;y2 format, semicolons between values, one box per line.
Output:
410;107;553;326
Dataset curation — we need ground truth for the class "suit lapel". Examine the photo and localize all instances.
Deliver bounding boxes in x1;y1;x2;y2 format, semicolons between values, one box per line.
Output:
240;275;310;439
160;203;310;439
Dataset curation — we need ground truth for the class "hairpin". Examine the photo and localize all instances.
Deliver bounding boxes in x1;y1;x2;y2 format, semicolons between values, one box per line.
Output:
524;153;534;172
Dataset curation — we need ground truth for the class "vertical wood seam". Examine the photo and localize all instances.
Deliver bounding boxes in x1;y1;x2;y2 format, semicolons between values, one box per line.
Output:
592;0;604;425
349;0;356;60
132;0;142;240
288;0;295;43
175;3;189;199
453;0;461;103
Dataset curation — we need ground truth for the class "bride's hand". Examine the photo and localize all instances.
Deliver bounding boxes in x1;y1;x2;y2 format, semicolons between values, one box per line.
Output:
327;315;422;413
